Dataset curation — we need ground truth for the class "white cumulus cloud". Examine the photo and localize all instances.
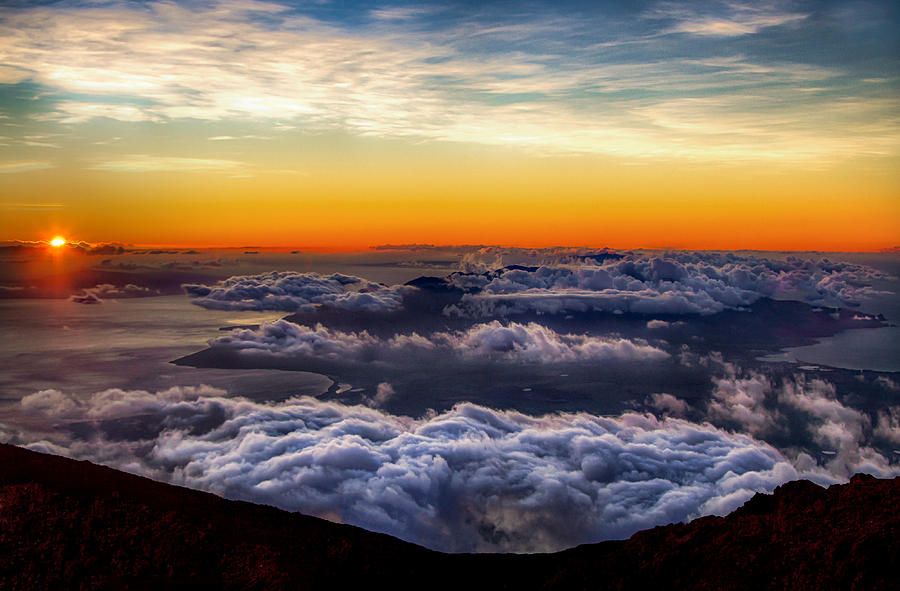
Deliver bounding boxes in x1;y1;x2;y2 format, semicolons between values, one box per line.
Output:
210;319;670;364
12;387;803;553
184;271;411;313
446;251;890;317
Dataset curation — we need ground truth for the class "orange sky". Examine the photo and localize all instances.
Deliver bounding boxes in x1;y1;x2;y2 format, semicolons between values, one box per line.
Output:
5;147;897;252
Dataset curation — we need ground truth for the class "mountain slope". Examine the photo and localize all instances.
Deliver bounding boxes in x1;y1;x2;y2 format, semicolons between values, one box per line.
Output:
1;443;896;590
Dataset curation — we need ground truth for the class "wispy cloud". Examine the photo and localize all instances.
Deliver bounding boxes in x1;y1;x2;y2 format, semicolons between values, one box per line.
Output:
51;102;157;124
0;1;896;164
0;64;31;84
651;2;808;37
88;155;245;172
0;161;54;174
369;6;436;22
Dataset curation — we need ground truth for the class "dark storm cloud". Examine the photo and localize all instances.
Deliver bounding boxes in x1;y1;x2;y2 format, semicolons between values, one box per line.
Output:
183;271;413;313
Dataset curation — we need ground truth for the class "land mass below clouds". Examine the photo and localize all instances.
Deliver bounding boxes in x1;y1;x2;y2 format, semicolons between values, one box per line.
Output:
1;443;895;590
174;289;889;418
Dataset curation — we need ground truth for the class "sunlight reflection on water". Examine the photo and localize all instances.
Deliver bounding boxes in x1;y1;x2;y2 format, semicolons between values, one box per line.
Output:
0;296;331;404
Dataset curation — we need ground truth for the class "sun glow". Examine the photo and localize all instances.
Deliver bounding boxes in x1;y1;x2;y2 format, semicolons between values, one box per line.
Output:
50;237;66;247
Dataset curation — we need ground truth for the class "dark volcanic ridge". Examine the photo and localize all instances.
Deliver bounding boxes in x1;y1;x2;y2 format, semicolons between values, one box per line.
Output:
1;444;896;590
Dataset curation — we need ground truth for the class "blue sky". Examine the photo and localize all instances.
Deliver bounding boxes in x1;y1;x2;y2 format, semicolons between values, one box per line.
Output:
1;0;897;162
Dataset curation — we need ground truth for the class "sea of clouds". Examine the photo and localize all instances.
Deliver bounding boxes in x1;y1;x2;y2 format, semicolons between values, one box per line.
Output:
184;271;412;313
447;251;890;317
182;251;890;318
10;364;898;553
6;249;896;553
208;319;669;364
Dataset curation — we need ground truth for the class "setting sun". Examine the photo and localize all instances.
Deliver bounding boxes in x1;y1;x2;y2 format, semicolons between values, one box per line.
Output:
50;237;66;247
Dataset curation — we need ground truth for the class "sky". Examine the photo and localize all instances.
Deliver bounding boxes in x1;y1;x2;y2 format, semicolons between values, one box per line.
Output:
0;0;898;250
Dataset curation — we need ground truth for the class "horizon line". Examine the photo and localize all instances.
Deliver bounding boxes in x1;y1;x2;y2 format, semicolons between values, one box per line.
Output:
3;238;898;255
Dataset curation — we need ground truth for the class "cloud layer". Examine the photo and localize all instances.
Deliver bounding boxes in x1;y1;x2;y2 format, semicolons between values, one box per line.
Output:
69;283;157;304
13;387;801;553
1;1;897;164
447;251;890;317
184;271;410;313
210;319;669;364
9;348;898;553
439;320;670;362
178;251;890;320
705;368;900;480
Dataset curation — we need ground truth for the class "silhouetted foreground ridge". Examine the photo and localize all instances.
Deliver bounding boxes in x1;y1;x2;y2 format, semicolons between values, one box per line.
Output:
1;443;896;590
